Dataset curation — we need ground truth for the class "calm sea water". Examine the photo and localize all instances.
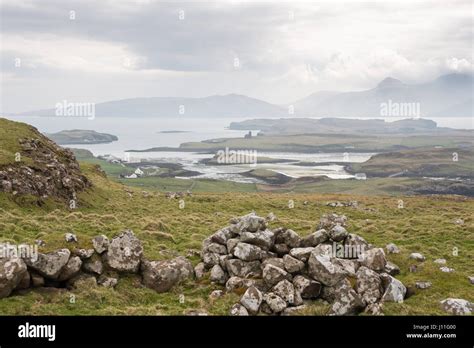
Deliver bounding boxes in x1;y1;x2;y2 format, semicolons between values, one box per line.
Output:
3;115;471;182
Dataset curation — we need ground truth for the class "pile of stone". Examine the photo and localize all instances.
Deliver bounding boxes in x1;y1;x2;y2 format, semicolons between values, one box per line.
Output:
0;230;194;299
197;212;407;316
0;137;91;200
326;201;358;208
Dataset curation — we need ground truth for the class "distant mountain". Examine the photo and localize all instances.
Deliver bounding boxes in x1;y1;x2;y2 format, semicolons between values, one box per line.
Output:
16;94;287;118
291;73;473;118
13;73;473;119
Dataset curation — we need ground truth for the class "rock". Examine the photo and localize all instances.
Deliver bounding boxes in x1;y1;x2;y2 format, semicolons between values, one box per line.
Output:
381;273;406;303
233;242;264;261
240;286;263;314
273;243;290;256
409;252;425;261
318;214;347;230
72;248;94;259
239;230;275;250
330;280;365;316
289;247;314;262
65;233;78;243
226;238;239;254
415;281;432;289
233;213;266;233
209;289;224;300
266;212;276;221
24;249;71;280
320;278;350;303
440;298;472;315
439;266;455;273
453;218;464;225
210;228;234;245
293;275;321;299
343;234;369;258
225;259;262;278
97;275;118;288
202;252;220;269
355;266;383;305
386;243;400;254
206;243;227;255
333;258;359;276
263;292;287;313
30;272;45;287
141;256;193;293
92;235;109;254
300;229;328;247
282;254;305;273
273;279;300;305
469;276;474;284
329;225;348;242
308;250;346;286
229;303;249;316
58;256;82;281
281;305;307;316
262;257;286;270
434;258;446;265
358;248;386;271
275;229;301;248
218;254;232;270
225;276;257;293
35;240;46;247
262;264;291;287
409;265;418;273
194;262;206;279
105;230;143;273
82;255;104;275
384;261;401;276
210;264;227;285
16;270;31;290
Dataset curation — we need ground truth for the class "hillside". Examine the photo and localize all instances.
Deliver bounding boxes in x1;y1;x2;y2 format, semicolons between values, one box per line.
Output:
0;118;91;201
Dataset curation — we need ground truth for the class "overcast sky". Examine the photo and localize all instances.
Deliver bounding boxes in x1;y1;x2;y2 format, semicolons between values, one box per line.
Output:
1;0;472;113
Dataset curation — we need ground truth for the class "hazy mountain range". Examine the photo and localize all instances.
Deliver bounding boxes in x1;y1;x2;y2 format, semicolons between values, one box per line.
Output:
14;73;473;118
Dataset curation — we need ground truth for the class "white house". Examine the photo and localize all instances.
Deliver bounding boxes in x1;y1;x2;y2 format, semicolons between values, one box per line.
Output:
134;167;144;176
355;173;367;180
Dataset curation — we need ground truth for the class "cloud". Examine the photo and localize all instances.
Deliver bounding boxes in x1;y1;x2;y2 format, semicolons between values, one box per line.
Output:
0;0;472;112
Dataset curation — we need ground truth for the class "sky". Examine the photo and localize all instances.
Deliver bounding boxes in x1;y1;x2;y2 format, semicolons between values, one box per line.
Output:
0;0;472;113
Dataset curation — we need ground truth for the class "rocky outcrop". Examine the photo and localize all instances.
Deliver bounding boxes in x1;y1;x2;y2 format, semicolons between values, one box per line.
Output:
0;230;193;299
0;121;91;201
198;212;408;316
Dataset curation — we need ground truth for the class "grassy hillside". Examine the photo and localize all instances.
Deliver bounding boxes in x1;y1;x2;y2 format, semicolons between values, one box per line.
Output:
0;162;472;315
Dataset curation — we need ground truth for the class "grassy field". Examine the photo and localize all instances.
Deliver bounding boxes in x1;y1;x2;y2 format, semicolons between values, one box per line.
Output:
0;162;472;315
